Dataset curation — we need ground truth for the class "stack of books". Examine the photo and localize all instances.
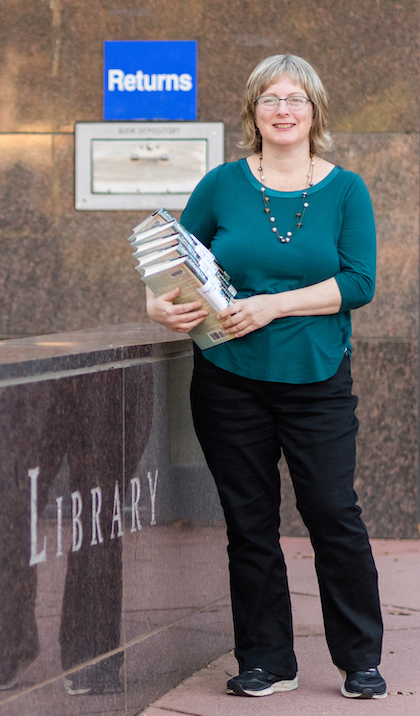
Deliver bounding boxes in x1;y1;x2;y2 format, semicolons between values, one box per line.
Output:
128;208;237;350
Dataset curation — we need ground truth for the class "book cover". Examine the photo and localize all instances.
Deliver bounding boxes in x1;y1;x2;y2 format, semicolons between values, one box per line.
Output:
136;245;187;269
132;234;180;258
140;256;234;350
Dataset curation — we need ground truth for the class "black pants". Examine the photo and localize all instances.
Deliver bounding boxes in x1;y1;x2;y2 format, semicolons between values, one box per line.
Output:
190;350;383;677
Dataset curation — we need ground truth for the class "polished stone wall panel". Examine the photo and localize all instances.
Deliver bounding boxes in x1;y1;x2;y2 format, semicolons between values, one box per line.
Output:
0;339;233;713
122;526;229;644
125;602;233;716
0;133;150;338
325;133;420;340
0;3;54;132
351;339;419;539
128;358;223;529
0;0;418;133
0;134;60;338
198;0;420;134
0;676;125;716
0;324;189;380
0;365;152;695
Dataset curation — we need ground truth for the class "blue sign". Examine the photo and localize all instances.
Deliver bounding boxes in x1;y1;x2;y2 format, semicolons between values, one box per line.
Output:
103;41;197;121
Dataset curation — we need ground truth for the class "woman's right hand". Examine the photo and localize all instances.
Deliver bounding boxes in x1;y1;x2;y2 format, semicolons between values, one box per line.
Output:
146;286;209;333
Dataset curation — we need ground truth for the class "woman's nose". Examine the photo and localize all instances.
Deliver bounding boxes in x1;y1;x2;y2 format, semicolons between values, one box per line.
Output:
275;99;290;114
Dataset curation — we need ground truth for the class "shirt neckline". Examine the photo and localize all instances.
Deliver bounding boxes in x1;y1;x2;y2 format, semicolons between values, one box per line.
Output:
240;157;341;197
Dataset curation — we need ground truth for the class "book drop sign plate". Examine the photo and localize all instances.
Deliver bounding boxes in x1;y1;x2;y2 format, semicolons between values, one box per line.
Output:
103;40;197;120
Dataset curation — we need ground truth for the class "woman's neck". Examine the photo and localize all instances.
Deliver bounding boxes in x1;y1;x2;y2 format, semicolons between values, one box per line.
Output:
252;144;313;192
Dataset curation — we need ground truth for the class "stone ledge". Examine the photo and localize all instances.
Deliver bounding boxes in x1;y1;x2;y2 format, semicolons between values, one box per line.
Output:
0;323;191;380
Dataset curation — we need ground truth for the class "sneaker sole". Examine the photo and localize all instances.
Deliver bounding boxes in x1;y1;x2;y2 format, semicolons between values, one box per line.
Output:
65;686;92;695
0;673;19;691
0;645;41;691
227;676;298;697
64;675;92;695
341;685;387;699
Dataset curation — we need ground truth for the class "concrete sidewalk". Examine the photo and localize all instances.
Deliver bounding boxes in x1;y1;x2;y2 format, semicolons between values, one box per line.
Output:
139;537;420;716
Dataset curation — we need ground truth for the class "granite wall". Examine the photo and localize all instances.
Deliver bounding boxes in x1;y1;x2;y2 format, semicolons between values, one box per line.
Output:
0;325;231;714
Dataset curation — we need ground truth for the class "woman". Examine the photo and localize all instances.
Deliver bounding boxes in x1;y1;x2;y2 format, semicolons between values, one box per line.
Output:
146;54;386;700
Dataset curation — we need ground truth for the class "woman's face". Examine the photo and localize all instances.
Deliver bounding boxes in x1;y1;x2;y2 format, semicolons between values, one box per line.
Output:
254;75;313;153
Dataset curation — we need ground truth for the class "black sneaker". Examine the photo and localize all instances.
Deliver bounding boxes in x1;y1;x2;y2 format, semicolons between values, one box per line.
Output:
226;667;298;697
64;665;96;695
0;644;41;691
0;665;19;691
64;662;123;696
340;667;387;699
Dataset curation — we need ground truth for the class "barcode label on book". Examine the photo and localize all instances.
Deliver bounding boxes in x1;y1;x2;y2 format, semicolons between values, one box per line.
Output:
169;268;185;278
207;329;229;343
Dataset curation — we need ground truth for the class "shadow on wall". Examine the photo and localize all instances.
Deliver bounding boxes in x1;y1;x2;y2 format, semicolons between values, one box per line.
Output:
0;366;153;693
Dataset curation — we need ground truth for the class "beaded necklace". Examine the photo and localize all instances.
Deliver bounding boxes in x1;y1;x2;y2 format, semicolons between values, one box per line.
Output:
258;154;315;243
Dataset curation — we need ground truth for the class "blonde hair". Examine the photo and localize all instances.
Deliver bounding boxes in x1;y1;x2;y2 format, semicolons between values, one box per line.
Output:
240;54;333;155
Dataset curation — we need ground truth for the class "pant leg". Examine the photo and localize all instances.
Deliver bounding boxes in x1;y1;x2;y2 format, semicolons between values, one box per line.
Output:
59;373;123;670
190;352;297;677
276;355;383;671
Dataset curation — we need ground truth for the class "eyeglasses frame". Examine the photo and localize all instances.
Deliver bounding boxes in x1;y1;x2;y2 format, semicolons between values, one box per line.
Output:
255;94;313;111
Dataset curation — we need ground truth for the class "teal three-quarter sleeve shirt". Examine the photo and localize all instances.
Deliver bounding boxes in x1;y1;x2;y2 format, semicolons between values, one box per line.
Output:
181;159;376;384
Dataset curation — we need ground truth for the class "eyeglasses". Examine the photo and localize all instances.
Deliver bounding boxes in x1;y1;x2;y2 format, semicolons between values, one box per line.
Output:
255;95;312;111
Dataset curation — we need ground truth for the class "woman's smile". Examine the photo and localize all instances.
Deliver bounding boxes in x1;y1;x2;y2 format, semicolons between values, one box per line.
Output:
272;122;296;129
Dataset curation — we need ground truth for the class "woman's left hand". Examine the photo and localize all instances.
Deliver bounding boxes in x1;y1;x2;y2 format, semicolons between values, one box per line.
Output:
217;279;342;338
217;295;279;338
